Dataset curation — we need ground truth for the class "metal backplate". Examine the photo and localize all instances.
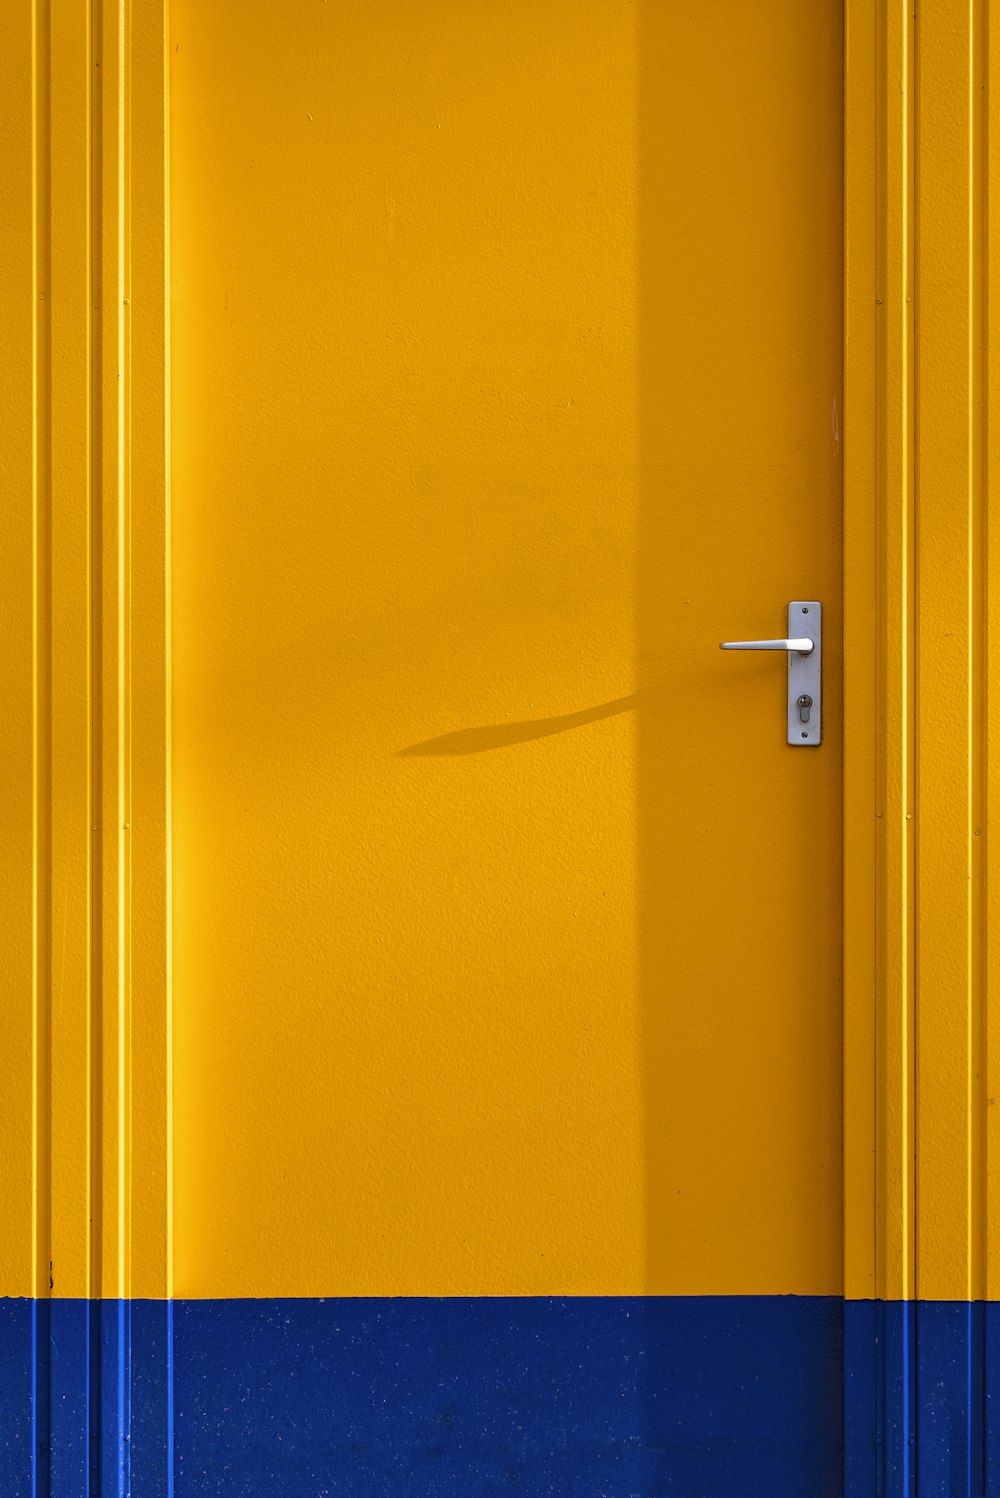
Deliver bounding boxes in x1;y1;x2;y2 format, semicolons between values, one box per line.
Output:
787;601;821;746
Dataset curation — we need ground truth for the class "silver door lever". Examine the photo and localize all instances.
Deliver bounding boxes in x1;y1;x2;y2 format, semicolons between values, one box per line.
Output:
720;637;813;654
719;602;822;745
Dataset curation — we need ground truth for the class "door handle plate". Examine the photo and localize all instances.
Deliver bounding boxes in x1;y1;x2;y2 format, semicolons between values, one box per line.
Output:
784;601;821;745
720;601;822;746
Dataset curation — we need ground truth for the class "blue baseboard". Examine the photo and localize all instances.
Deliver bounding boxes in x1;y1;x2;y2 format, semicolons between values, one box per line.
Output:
169;1295;843;1498
3;1293;1000;1496
844;1299;998;1498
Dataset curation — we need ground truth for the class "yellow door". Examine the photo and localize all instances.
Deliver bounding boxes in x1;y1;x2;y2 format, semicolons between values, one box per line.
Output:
166;3;844;1490
0;0;844;1493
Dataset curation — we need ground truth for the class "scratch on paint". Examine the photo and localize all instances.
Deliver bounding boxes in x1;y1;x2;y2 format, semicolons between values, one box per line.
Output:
831;396;840;458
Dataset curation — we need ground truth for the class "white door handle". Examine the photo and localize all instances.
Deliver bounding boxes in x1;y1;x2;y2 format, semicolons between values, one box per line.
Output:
720;637;813;655
719;601;822;746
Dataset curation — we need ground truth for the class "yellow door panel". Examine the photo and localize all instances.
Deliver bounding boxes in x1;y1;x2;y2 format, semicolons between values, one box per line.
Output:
169;0;842;1298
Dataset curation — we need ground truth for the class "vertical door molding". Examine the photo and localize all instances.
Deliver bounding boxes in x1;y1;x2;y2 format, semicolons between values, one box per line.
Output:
844;0;915;1314
88;0;172;1318
845;0;994;1489
123;2;173;1482
0;0;171;1486
127;0;172;1316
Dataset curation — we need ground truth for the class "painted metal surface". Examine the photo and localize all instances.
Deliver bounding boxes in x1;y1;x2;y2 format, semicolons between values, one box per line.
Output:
841;0;1000;1486
1;1296;845;1498
9;0;847;1488
843;0;996;1322
7;0;1000;1492
9;1295;1000;1497
0;0;170;1491
0;0;170;1311
720;600;823;745
168;0;844;1305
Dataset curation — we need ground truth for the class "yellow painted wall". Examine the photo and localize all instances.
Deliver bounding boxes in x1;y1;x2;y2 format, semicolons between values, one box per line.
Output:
169;0;844;1299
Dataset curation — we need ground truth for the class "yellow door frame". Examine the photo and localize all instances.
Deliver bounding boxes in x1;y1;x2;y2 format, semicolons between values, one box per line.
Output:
3;0;170;1304
844;0;996;1309
6;0;994;1313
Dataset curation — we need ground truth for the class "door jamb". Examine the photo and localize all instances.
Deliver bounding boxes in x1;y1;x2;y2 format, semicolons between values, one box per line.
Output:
843;0;993;1318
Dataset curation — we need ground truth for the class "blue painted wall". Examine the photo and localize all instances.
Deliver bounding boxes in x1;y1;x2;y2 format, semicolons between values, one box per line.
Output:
4;1295;1000;1496
4;1296;842;1497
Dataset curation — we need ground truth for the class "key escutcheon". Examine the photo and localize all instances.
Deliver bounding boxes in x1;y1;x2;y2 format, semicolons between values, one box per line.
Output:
720;601;822;746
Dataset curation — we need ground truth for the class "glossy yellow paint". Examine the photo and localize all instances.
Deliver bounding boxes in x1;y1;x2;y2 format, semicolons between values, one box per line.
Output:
169;0;843;1298
843;0;915;1304
843;0;1000;1305
0;0;169;1302
0;0;38;1302
7;0;1000;1318
914;0;982;1305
